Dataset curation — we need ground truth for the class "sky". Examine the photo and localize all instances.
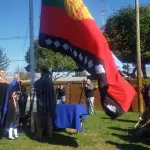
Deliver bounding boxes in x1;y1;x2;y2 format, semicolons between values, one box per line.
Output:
0;0;149;73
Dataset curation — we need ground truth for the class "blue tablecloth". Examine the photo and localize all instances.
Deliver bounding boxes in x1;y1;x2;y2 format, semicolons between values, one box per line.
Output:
54;104;87;131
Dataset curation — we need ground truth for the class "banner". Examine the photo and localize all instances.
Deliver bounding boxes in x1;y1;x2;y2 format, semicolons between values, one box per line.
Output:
39;0;136;119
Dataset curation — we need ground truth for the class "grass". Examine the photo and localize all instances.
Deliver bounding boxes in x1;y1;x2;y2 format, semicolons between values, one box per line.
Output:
0;111;150;150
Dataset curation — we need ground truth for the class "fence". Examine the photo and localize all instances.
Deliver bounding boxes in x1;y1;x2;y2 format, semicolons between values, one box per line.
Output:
22;79;143;112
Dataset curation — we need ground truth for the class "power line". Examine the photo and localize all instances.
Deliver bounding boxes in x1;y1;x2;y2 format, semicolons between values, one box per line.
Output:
22;23;29;50
0;36;38;41
10;60;25;62
19;21;29;68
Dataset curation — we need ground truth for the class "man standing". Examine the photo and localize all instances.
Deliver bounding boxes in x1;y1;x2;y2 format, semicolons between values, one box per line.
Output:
0;70;8;120
26;68;56;140
57;85;66;104
0;73;20;138
0;71;19;120
85;79;95;115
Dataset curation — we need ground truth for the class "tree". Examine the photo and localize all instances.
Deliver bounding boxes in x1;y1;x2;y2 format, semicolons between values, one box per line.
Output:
0;48;10;71
104;4;150;78
25;40;79;80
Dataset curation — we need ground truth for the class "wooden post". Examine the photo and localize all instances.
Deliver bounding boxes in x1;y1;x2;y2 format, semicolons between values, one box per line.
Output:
135;0;143;112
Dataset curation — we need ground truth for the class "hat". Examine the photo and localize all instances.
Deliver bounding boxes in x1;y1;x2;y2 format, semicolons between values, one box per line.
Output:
41;68;50;74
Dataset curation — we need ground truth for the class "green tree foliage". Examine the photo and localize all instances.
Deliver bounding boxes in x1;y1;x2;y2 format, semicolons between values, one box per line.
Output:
25;40;79;79
0;48;10;71
104;4;150;78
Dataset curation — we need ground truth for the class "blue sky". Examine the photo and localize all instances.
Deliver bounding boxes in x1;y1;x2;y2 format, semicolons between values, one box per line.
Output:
0;0;149;72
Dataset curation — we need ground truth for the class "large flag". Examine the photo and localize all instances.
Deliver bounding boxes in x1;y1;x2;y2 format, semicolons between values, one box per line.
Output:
39;0;136;119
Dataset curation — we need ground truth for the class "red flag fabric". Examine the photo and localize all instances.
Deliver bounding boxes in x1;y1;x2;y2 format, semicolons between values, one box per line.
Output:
39;0;136;119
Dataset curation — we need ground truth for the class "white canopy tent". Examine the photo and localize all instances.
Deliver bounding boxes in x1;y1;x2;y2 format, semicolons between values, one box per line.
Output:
111;52;124;72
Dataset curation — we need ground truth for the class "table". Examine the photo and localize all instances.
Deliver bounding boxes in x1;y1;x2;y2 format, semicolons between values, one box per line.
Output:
54;104;87;132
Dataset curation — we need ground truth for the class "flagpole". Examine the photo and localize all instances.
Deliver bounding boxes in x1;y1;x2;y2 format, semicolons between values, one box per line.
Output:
135;0;143;112
29;0;35;133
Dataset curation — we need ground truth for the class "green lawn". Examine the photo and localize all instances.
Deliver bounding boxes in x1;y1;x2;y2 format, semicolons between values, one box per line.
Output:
0;111;150;150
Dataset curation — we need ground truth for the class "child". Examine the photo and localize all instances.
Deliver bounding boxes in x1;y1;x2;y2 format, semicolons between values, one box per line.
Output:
5;88;20;140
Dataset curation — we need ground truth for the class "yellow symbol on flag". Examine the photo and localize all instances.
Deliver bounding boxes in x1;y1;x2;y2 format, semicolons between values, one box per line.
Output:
64;0;93;20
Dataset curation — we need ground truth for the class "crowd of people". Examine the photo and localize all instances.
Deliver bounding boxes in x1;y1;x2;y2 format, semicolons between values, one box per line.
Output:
0;69;57;140
0;69;96;141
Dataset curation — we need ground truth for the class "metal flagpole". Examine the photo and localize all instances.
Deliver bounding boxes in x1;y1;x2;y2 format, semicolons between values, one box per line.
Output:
135;0;143;112
29;0;35;133
101;0;105;26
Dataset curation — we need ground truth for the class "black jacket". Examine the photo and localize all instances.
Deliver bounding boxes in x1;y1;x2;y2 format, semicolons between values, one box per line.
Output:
57;87;66;97
34;75;56;117
85;83;94;98
0;83;8;119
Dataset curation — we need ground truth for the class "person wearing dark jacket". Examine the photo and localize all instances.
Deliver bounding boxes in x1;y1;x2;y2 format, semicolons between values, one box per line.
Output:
0;70;8;107
0;70;8;125
57;85;66;104
18;81;28;127
26;68;56;140
141;83;150;109
0;83;8;120
0;73;20;139
85;79;95;115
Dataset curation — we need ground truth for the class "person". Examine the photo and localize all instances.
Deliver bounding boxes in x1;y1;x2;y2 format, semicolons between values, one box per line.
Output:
4;87;21;140
0;70;8;120
85;79;95;115
0;70;7;83
57;85;66;104
18;81;28;127
0;73;20;139
132;88;150;137
141;83;150;109
26;68;56;140
146;83;150;109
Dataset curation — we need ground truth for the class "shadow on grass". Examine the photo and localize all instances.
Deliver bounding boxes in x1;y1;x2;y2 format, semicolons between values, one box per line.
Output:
108;126;150;149
24;128;78;148
106;141;150;150
108;127;131;133
112;133;150;145
101;117;137;123
100;117;111;120
116;119;137;124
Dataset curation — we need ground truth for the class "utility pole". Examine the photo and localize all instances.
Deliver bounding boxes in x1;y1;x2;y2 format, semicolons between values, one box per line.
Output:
135;0;143;112
29;0;35;133
101;0;105;26
29;0;35;87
